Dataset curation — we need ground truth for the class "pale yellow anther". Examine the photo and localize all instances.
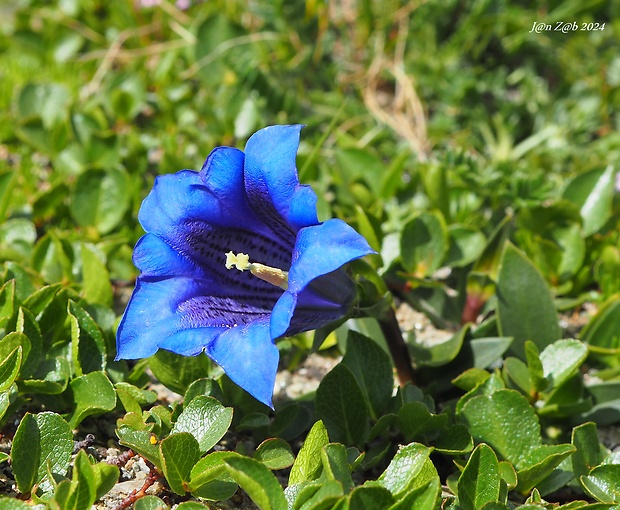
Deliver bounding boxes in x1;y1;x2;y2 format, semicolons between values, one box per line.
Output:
225;251;250;271
225;251;289;290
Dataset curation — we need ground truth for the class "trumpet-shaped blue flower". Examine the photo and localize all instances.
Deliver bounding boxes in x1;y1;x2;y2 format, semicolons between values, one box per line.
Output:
116;125;374;407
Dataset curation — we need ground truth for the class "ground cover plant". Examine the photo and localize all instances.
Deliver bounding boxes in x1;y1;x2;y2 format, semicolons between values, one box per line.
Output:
0;0;619;508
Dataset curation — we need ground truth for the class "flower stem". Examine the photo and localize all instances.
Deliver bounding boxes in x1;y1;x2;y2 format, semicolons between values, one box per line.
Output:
378;308;416;387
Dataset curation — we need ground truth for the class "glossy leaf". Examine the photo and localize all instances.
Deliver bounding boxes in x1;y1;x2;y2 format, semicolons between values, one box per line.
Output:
254;438;294;470
341;331;394;418
224;456;288;510
67;371;117;428
171;396;233;454
497;243;560;359
378;443;433;497
457;443;501;510
315;364;369;446
581;465;620;503
562;165;616;236
11;412;73;494
289;420;330;485
160;432;201;495
460;389;540;469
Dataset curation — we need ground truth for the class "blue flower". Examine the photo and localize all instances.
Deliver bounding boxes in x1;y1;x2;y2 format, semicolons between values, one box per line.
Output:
116;125;375;407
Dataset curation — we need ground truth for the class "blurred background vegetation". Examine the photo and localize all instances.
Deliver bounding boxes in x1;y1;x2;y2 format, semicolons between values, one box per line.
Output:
1;0;620;506
1;0;618;295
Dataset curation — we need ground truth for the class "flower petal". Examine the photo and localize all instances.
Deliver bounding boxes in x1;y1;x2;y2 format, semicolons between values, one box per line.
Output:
271;272;356;338
116;276;271;360
244;125;319;231
205;318;278;408
135;163;293;298
139;148;266;239
269;220;372;338
133;233;207;280
288;219;376;293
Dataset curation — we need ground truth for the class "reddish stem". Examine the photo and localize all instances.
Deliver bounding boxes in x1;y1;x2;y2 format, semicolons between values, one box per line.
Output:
112;459;162;510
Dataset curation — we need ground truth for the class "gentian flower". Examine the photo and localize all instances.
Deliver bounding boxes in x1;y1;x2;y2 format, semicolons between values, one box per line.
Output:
116;125;375;407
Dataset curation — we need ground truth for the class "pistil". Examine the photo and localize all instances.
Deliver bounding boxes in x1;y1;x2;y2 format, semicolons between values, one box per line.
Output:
225;251;289;290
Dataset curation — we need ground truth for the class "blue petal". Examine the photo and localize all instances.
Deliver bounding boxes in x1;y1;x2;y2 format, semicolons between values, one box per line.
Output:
288;219;376;292
271;269;357;337
244;125;319;231
205;318;278;408
116;276;271;360
135;160;294;297
139;149;265;239
270;219;374;337
133;233;208;280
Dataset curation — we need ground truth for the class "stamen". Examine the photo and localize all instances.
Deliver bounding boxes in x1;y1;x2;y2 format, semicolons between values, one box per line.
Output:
225;251;289;290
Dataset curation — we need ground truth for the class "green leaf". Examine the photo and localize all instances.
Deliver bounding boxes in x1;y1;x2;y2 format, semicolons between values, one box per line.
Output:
0;280;15;333
52;450;97;510
0;170;16;221
11;412;73;494
22;283;63;316
68;301;106;375
20;356;71;395
17;83;70;129
148;350;211;395
67;371;117;428
177;502;211;509
446;225;486;267
349;485;394;508
595;246;620;299
292;480;344;509
525;341;546;393
460;389;541;469
69;168;130;234
497;242;561;359
91;460;119;502
540;339;588;390
16;308;43;377
457;444;501;510
160;432;201;495
80;243;113;306
254;438;294;470
515;444;576;494
0;499;36;510
289;420;330;485
224;456;288;510
116;425;161;469
581;465;620;503
270;403;312;441
378;443;433;497
562;165;616;236
433;425;474;455
386;477;441;510
171;396;232;454
115;382;157;415
580;295;620;355
341;331;394;418
0;346;21;391
397;402;448;442
316;364;369;446
400;211;448;277
572;422;604;483
134;496;169;510
11;414;39;494
194;15;246;79
321;443;353;493
408;323;469;367
469;337;513;369
189;451;239;500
